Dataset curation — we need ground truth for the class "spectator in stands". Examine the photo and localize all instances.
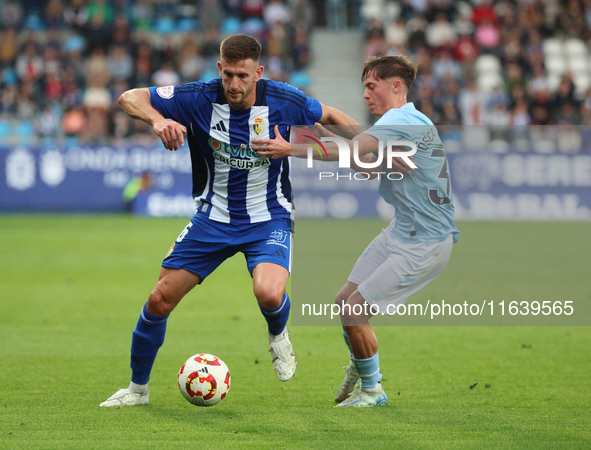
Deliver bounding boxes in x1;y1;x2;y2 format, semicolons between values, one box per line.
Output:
426;12;456;51
110;13;132;49
459;78;486;125
0;0;24;28
505;62;527;98
16;80;38;120
511;98;531;127
2;0;590;146
87;0;115;26
133;41;153;87
16;41;43;83
242;0;265;20
432;50;461;82
152;62;181;87
558;0;588;38
453;30;479;65
0;83;18;117
0;27;17;66
82;74;111;142
63;0;88;33
201;25;222;58
129;0;153;31
385;16;409;49
407;16;428;51
107;46;134;82
364;20;388;60
292;25;310;70
198;0;224;30
440;100;461;126
474;17;500;51
291;0;314;32
86;47;110;86
178;34;205;83
264;0;291;27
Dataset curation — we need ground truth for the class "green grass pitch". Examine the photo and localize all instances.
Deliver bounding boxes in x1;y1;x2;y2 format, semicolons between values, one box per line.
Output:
0;215;590;449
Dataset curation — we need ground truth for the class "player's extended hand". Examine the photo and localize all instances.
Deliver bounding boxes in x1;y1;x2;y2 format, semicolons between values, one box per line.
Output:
153;118;186;151
251;125;290;159
390;155;415;174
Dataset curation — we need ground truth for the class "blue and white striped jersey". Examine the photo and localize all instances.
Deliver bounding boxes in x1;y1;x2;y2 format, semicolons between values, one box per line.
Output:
149;78;322;224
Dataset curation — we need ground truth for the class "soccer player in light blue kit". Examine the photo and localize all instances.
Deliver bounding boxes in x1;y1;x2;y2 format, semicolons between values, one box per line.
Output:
100;34;358;407
254;55;459;407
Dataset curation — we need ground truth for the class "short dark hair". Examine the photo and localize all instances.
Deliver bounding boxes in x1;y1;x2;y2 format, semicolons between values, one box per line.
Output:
220;34;262;63
361;55;418;90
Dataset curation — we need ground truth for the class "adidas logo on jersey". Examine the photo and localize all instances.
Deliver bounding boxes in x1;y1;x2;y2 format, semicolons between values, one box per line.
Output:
211;121;227;132
273;249;287;259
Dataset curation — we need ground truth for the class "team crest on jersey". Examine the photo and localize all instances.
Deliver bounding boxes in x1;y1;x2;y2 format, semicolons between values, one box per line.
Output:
156;86;174;99
268;229;288;244
251;117;266;136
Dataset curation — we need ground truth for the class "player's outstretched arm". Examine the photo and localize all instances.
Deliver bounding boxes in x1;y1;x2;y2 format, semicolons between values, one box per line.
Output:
119;88;187;151
318;104;364;138
253;125;373;162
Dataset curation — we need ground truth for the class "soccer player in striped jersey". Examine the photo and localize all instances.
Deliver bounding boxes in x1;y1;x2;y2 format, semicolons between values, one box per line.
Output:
253;55;459;407
100;34;358;407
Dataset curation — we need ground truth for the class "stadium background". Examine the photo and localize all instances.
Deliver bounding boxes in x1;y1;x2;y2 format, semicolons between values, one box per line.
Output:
1;1;590;449
1;0;590;218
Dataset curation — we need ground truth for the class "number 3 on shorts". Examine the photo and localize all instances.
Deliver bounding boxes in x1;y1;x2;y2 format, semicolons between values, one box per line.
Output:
176;222;193;243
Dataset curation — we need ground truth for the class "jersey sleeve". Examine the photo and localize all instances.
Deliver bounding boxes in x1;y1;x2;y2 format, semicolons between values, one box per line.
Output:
149;83;206;128
268;81;322;125
301;96;323;125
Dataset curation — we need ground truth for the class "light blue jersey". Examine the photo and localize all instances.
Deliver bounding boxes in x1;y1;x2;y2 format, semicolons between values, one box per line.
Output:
364;102;460;244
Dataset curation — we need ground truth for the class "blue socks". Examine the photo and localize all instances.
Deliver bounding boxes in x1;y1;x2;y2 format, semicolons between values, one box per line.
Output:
352;352;382;388
342;330;354;360
130;303;169;385
260;292;290;336
343;330;382;389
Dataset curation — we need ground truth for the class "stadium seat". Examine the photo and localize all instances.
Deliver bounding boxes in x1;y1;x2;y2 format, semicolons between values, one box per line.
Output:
221;17;241;35
0;120;11;144
477;72;503;92
544;55;567;76
177;18;198;32
288;71;311;89
546;73;562;92
16;121;35;144
564;38;588;58
154;16;175;34
573;74;591;96
542;38;563;56
567;55;588;74
361;0;384;20
240;18;265;35
23;14;43;31
474;54;501;75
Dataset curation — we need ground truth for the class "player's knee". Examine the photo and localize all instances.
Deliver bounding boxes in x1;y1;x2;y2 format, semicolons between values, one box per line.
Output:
147;287;173;316
335;290;348;306
254;285;283;310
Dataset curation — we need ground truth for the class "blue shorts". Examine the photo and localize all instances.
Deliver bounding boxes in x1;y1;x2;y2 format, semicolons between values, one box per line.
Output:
162;214;292;283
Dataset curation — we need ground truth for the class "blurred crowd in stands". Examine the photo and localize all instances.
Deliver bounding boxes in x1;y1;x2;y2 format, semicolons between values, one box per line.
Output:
363;0;591;135
1;0;591;151
0;0;314;145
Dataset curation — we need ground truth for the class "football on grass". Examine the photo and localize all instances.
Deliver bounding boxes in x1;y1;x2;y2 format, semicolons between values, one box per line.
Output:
178;353;231;406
